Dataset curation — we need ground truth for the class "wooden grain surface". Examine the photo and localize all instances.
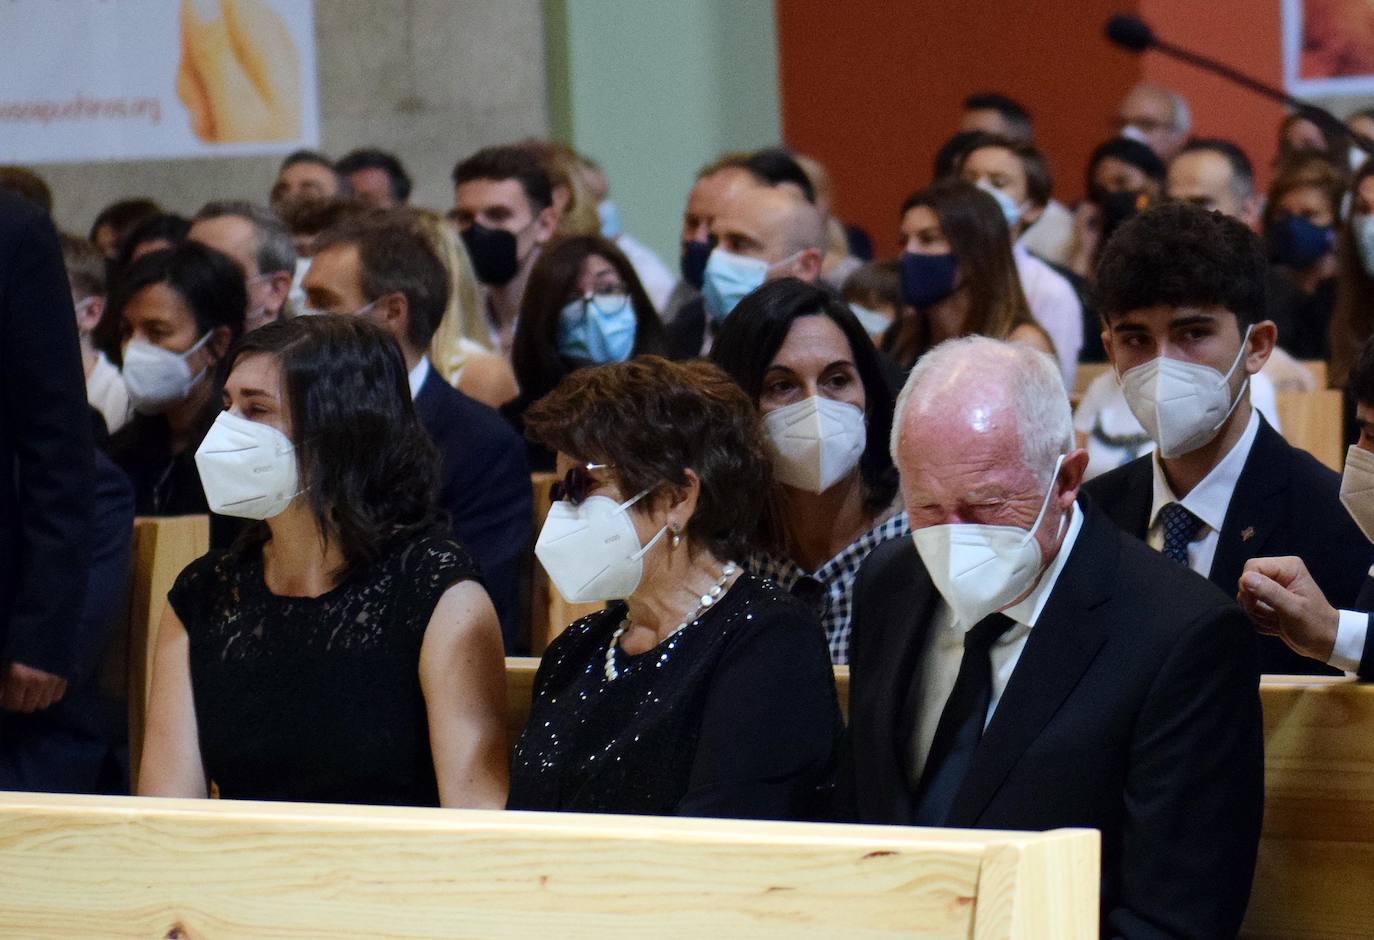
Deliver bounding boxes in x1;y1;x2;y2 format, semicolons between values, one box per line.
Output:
1275;388;1345;472
1242;676;1374;939
0;793;1097;939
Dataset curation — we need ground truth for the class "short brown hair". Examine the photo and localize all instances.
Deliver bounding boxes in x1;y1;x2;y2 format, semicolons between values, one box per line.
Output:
523;356;770;561
960;135;1054;208
1263;155;1348;231
60;233;105;299
314;209;450;351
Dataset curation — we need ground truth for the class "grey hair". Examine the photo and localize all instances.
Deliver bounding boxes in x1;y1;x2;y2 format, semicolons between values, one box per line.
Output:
1170;91;1192;134
891;336;1074;486
194;200;297;276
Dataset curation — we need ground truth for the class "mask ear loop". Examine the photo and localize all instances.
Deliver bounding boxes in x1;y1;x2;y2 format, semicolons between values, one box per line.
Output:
1212;325;1254;429
619;486;670;561
1018;454;1068;548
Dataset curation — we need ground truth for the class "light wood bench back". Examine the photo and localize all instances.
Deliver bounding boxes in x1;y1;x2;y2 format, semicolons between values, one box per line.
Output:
1275;388;1345;472
122;516;209;790
0;791;1098;939
507;662;1374;939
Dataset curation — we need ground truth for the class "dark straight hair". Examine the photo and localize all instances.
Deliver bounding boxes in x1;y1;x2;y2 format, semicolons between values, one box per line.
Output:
511;234;667;403
223;315;444;577
710;277;900;523
105;240;247;362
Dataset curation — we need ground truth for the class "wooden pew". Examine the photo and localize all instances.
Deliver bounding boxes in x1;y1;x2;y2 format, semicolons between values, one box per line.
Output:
1275;388;1345;473
527;472;604;655
120;516;209;791
507;661;1374;938
0;791;1099;938
1242;676;1374;940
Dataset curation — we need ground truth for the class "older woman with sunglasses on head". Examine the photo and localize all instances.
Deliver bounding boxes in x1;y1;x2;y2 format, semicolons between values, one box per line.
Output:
508;356;842;820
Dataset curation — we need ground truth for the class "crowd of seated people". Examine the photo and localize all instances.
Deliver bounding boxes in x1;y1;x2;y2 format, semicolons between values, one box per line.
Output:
9;81;1374;939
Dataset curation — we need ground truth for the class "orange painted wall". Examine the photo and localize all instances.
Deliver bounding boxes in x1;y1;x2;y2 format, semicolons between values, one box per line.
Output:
1138;0;1286;194
776;1;1289;257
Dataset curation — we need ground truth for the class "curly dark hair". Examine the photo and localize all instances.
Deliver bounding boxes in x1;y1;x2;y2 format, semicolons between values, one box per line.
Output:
223;315;444;577
1093;202;1267;328
522;356;771;561
710;278;899;524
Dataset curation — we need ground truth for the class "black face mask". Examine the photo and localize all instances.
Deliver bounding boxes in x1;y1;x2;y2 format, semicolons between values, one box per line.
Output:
1095;189;1149;245
679;239;712;290
461;223;520;286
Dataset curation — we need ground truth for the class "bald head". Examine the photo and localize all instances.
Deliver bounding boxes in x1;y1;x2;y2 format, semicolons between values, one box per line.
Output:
712;184;826;283
893;336;1072;486
1118;82;1191;160
893;337;1085;572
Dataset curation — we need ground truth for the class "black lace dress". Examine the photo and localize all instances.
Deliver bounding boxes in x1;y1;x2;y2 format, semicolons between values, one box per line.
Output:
507;574;842;820
167;535;481;806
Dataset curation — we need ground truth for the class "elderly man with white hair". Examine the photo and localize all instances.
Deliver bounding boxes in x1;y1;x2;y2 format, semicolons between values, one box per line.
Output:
840;336;1263;940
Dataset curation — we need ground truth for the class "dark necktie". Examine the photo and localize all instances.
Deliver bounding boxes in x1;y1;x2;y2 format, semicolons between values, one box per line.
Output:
1160;501;1205;565
913;612;1016;827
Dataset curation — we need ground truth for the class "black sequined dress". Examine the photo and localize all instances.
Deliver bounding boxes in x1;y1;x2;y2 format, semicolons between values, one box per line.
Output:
167;535;481;806
507;574;842;819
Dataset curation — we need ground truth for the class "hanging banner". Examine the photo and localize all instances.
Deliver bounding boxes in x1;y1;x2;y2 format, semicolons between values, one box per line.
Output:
0;0;319;164
1283;0;1374;98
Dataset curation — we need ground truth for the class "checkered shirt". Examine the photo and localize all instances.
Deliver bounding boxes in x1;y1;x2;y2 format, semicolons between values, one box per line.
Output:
748;512;911;665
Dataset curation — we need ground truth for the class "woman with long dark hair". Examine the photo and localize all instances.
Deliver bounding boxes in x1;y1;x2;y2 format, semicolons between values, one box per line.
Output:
504;234;667;468
139;315;508;807
885;180;1052;369
712;278;907;664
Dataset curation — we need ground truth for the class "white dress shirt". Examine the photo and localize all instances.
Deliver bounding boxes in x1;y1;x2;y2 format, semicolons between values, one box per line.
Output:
1333;561;1374;673
1013;244;1082;387
909;503;1085;786
1147;410;1260;578
407;356;431;401
86;350;131;435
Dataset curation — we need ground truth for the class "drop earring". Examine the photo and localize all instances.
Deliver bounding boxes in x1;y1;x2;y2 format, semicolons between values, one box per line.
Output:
670;521;682;548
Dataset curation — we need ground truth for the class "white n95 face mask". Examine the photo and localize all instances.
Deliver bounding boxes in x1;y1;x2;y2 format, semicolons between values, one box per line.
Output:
1117;327;1251;459
535;490;667;603
122;332;213;414
1340;444;1374;543
194;411;300;520
763;396;867;494
913;455;1065;625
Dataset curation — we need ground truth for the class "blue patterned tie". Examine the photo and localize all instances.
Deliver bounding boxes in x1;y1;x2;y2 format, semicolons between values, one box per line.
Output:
1160;502;1205;565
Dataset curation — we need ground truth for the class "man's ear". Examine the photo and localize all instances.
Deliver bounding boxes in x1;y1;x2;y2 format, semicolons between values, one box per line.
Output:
76;296;105;334
266;272;292;313
379;290;409;333
534;205;559;245
1244;319;1277;375
795;248;824;283
208;324;234;361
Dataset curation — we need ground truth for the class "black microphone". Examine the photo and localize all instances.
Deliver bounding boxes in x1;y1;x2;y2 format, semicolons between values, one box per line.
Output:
1102;13;1374;156
1104;14;1153;53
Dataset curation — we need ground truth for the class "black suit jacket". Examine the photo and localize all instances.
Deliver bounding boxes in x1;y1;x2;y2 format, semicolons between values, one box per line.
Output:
664;297;708;361
413;368;531;650
1083;415;1372;674
0;193;94;679
843;503;1264;940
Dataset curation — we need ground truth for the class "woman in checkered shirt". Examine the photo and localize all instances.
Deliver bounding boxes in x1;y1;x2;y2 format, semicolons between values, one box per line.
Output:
712;278;910;665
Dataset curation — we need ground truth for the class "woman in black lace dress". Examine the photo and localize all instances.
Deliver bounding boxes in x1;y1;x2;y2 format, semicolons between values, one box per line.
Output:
139;316;508;807
508;357;842;820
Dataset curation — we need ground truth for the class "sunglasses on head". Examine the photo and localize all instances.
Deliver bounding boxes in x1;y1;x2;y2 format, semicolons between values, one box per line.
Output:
549;462;613;506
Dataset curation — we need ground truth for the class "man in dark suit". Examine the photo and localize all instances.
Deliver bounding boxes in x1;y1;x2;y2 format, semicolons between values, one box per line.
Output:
303;212;532;649
0;191;94;724
844;336;1263;939
1239;335;1374;678
1081;203;1370;674
665;183;826;359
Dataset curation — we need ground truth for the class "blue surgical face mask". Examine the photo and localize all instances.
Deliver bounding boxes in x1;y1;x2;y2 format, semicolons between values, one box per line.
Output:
900;251;959;309
975;180;1026;230
702;248;800;323
1269;214;1335;270
680;239;711;290
558;292;637;364
598;200;622;239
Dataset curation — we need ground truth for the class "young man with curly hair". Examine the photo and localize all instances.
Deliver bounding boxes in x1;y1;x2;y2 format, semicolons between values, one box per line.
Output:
1083;202;1372;674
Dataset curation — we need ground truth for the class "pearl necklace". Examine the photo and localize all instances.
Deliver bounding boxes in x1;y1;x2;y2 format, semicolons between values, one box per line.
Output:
604;561;738;681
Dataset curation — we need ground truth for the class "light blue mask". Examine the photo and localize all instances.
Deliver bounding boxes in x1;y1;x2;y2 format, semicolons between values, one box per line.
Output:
558;293;637;364
598;200;622;238
703;248;790;323
975;180;1026;230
